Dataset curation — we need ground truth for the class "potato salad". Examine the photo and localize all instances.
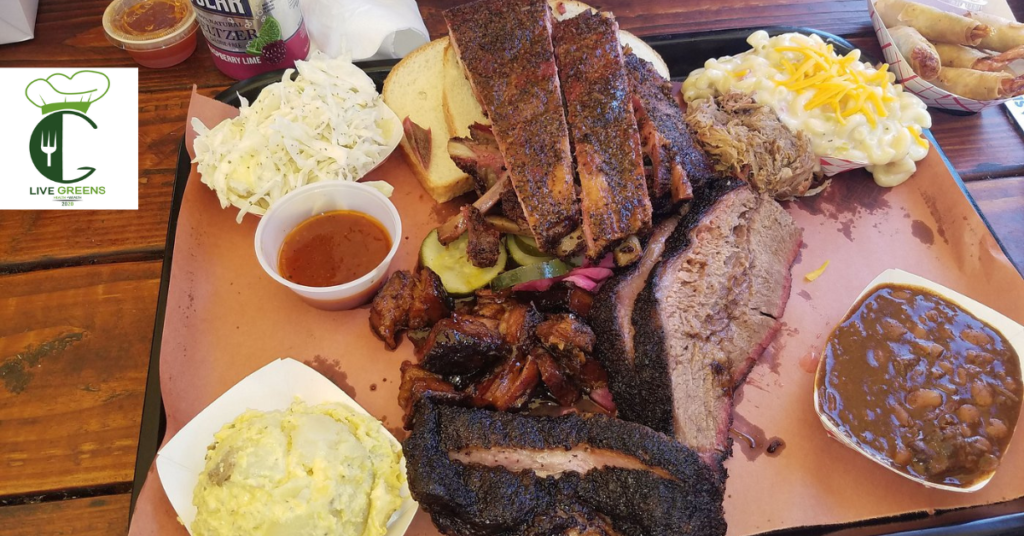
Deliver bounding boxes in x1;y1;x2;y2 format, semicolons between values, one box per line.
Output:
191;400;406;536
683;31;932;187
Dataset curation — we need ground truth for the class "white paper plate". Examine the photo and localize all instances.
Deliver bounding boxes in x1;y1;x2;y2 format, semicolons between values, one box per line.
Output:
813;268;1024;492
156;357;418;535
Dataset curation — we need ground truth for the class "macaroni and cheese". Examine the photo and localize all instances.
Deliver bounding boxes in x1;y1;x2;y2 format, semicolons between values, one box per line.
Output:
682;31;932;187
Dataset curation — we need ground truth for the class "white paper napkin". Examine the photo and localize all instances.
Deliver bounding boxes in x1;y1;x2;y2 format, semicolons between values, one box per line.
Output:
299;0;430;61
0;0;38;45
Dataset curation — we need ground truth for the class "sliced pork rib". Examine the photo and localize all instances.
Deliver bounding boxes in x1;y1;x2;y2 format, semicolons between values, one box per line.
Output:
617;181;801;469
445;0;580;253
552;11;652;259
405;400;727;536
623;52;716;213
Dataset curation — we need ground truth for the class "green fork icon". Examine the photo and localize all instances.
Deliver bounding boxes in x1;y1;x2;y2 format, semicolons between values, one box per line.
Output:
40;130;56;167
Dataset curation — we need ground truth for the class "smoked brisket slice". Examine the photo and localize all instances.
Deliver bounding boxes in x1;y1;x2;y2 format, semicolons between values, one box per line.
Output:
405;399;726;536
623;52;716;214
590;211;682;425
552;11;652;259
623;182;801;470
445;0;580;253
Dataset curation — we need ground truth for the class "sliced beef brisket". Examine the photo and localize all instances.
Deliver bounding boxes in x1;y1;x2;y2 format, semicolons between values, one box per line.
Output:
626;183;801;469
405;399;726;536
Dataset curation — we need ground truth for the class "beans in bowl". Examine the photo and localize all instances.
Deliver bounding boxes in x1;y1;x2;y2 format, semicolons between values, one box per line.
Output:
817;283;1022;489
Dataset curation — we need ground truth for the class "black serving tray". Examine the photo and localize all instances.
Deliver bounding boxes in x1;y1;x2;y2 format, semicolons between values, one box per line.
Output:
130;26;1024;534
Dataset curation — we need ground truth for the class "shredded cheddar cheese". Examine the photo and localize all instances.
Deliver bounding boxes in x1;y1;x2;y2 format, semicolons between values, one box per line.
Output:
774;43;897;128
805;260;830;282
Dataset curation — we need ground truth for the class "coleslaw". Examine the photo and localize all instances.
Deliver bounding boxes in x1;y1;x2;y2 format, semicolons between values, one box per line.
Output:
192;53;402;222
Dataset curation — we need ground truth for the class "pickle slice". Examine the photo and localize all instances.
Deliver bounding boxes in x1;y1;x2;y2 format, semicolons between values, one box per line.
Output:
419;229;507;295
490;260;572;290
508;235;557;266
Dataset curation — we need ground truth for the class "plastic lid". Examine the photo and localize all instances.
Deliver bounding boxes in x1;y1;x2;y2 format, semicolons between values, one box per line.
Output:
102;0;197;51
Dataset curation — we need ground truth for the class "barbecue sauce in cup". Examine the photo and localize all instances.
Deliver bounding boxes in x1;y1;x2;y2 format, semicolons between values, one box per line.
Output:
278;210;391;288
817;284;1022;489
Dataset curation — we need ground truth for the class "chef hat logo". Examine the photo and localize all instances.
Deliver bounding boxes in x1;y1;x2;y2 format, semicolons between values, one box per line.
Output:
25;70;110;115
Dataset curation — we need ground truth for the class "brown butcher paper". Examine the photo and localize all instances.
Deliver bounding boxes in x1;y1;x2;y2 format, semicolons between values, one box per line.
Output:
128;90;1024;536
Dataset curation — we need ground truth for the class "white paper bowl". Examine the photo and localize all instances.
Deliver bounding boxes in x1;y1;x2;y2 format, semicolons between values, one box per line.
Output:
868;0;1022;112
254;181;402;311
813;269;1024;492
156;358;418;536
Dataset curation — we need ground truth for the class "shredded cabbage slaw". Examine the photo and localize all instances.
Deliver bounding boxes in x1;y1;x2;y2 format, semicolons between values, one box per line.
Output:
192;53;402;223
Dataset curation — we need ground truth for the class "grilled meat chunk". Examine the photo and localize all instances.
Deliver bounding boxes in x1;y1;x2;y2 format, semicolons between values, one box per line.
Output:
552;11;652;258
534;347;581;406
445;0;580;253
686;91;817;200
370;271;416;350
471;353;541;411
621;181;801;469
623;52;715;212
419;316;510;377
517;282;595;318
499;302;544;353
449;123;505;195
537;314;596;356
399;362;469;428
411;268;452;328
370;268;452;349
464;205;502;268
404;400;727;536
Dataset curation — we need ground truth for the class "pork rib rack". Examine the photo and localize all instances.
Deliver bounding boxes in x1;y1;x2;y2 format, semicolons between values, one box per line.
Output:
593;180;802;470
552;11;652;258
445;0;580;253
405;399;727;536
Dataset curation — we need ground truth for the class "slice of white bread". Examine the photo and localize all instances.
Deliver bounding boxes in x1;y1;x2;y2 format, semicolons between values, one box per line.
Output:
442;42;490;138
382;36;473;203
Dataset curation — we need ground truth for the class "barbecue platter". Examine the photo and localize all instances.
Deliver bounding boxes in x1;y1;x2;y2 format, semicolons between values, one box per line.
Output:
139;0;1024;534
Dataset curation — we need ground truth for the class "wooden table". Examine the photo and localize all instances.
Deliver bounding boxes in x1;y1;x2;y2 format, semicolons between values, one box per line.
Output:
1;0;1022;533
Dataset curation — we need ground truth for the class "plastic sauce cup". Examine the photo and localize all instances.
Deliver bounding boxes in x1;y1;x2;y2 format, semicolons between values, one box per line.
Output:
102;0;198;69
254;182;402;311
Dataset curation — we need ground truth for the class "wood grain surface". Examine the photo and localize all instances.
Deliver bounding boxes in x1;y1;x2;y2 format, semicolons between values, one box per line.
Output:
0;0;1021;534
0;494;130;536
0;262;160;496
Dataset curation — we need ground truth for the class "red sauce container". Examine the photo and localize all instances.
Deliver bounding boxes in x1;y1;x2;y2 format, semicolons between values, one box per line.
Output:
103;0;198;69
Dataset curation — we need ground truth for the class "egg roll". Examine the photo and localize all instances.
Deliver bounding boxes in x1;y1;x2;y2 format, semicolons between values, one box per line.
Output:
934;42;1024;71
876;0;991;46
889;26;940;80
968;11;1024;52
934;67;1024;100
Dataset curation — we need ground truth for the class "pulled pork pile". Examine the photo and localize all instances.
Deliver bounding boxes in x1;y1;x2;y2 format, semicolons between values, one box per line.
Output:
685;91;820;199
